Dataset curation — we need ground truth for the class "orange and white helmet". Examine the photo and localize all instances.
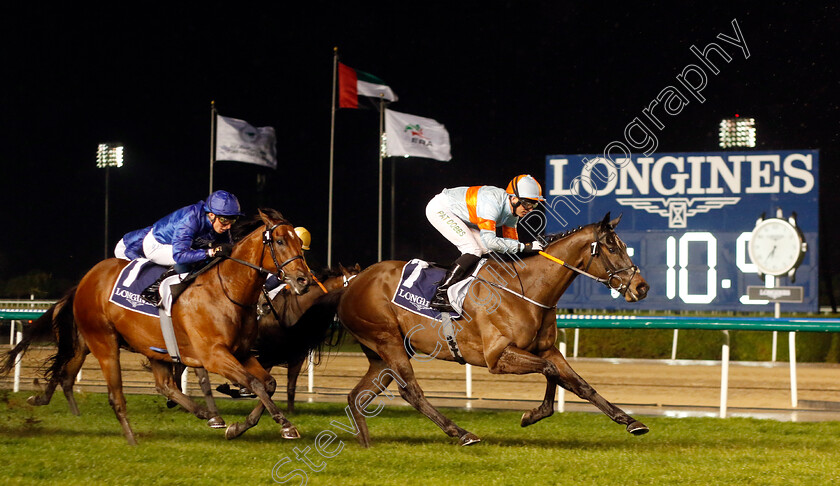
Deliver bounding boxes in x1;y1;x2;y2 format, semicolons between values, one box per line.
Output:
294;227;311;250
506;174;546;201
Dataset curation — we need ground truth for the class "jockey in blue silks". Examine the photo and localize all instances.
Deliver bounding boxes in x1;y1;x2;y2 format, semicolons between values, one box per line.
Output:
114;190;243;305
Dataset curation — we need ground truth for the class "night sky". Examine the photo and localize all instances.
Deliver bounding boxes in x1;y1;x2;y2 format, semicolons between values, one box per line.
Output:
1;3;837;297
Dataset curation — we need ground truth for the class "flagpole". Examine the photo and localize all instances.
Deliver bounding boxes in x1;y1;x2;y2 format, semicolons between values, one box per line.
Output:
209;101;217;195
377;95;385;262
390;158;396;260
327;47;338;269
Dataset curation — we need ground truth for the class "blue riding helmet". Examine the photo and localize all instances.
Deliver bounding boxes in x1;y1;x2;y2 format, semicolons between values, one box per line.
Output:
204;190;244;216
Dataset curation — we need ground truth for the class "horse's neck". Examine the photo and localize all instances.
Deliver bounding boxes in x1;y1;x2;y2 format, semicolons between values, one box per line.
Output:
322;275;347;292
221;240;268;304
517;229;591;304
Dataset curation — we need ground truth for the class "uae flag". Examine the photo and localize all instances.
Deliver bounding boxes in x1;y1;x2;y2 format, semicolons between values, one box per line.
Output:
338;63;398;109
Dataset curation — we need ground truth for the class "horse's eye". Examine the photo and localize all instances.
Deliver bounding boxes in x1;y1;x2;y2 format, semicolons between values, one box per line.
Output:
609;247;617;254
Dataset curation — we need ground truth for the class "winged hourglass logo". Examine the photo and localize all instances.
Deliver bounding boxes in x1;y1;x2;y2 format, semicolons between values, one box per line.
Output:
616;197;741;228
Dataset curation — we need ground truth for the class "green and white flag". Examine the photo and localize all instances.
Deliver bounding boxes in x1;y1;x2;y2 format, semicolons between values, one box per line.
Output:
215;115;277;169
384;109;451;161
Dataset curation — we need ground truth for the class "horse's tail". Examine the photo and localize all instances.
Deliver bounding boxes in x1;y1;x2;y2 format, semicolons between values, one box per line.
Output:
0;286;78;377
43;286;81;386
282;287;348;366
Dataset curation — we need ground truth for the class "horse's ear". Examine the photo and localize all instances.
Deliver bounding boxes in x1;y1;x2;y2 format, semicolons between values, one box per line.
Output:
354;263;361;272
608;212;623;230
599;212;611;229
258;209;271;225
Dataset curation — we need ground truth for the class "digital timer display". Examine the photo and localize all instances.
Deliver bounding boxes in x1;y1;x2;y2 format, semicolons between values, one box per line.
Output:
541;150;819;312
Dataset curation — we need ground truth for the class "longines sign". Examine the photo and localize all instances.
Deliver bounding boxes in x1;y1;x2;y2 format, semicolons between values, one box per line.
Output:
543;150;819;311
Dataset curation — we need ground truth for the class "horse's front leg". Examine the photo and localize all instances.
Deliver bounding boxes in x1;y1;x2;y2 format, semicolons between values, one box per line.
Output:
214;354;299;440
487;345;648;435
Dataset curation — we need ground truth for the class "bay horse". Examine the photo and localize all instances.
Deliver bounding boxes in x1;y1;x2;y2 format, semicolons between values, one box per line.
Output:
249;264;359;412
1;286;227;427
221;264;360;438
71;208;311;445
336;213;650;446
1;264;360;426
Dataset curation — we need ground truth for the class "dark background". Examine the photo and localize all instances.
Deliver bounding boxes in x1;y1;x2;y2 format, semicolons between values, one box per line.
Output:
0;2;837;299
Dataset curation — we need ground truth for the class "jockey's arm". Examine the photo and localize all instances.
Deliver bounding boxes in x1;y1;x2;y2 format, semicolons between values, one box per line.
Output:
171;220;212;265
479;229;524;253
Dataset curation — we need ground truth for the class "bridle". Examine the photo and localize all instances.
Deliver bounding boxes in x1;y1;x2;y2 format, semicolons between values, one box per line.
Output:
224;222;304;278
217;222;305;307
577;225;639;294
476;224;639;309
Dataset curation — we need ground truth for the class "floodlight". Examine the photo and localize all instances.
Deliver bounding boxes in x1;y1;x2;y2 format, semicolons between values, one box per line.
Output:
719;117;756;148
96;143;124;168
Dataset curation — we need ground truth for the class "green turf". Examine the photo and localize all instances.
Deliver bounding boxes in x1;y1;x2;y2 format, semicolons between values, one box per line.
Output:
2;390;840;485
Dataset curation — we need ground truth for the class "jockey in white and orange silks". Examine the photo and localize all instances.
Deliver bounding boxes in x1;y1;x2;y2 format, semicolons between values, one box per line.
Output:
424;174;546;312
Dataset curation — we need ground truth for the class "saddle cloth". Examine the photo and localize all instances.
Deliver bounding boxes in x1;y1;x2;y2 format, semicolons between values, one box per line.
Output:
391;258;486;321
109;259;185;317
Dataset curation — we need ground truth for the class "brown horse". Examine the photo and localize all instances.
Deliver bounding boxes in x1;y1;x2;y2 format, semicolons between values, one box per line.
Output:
2;286;228;427
71;209;311;445
2;264;360;425
252;263;360;412
213;264;359;405
336;213;650;446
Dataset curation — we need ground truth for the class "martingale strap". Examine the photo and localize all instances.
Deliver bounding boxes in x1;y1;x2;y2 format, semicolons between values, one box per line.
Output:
473;277;555;309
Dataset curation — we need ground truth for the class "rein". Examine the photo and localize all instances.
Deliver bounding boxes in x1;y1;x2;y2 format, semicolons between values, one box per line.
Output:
538;251;611;287
217;221;305;308
475;225;639;309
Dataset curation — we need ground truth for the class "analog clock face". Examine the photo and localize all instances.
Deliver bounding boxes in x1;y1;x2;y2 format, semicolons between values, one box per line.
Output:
748;219;803;275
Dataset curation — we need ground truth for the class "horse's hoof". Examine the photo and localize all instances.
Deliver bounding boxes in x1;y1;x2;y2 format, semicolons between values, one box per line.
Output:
520;412;539;427
627;421;649;435
520;412;531;427
207;416;226;429
459;433;481;446
26;395;44;406
225;423;243;440
281;425;301;439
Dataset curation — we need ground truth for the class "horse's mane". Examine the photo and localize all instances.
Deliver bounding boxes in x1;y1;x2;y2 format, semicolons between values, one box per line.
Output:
230;208;288;242
543;224;589;245
312;266;349;282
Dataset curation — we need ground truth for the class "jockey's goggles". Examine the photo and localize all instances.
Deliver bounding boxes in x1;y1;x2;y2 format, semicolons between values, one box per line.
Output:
519;199;539;210
216;215;238;226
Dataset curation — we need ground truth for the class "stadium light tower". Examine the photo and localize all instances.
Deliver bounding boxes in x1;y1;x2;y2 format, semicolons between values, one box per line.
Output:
719;115;756;149
96;142;124;259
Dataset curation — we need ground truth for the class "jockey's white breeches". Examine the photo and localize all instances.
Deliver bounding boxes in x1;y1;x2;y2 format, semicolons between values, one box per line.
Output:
425;193;487;257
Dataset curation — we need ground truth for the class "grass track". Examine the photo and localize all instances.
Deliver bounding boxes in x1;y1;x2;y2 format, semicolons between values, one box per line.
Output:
2;391;840;485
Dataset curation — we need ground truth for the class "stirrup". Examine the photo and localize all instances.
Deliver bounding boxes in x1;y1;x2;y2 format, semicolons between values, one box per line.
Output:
429;289;455;312
141;287;162;306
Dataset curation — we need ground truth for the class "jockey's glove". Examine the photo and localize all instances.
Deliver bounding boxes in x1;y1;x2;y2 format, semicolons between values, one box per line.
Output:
209;244;234;258
522;240;544;252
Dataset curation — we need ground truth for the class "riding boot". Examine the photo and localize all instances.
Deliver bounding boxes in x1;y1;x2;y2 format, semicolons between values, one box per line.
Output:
430;254;480;312
141;268;176;306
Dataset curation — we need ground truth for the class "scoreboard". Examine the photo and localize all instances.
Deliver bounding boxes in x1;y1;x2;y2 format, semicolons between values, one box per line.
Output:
541;150;819;312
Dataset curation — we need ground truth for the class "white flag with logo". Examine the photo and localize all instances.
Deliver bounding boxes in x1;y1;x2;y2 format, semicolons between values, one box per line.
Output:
385;109;451;161
215;115;277;169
